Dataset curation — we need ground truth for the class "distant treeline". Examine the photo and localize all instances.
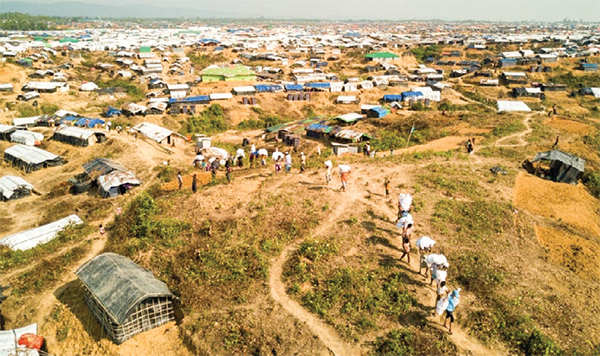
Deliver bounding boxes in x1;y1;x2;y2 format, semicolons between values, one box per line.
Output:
0;12;62;30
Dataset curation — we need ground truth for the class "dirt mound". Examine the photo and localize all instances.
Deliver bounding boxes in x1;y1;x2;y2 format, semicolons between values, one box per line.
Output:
544;118;597;135
535;226;600;279
513;172;600;237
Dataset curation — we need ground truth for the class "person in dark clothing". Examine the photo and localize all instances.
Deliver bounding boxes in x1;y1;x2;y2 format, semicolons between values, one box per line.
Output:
177;172;183;190
552;135;559;149
226;166;232;184
192;174;197;193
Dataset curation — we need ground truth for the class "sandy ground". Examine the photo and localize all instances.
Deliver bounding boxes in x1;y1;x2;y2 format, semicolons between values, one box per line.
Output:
513;172;600;237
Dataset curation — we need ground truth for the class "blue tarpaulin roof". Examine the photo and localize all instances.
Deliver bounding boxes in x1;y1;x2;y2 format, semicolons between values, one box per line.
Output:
402;91;424;98
383;94;403;102
105;107;122;117
63;115;79;121
168;95;210;104
305;82;330;89
285;84;304;91
75;117;104;127
254;84;283;93
369;107;389;118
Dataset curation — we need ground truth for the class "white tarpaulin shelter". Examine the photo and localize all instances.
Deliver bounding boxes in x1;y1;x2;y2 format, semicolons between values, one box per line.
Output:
0;323;37;356
209;93;233;100
497;100;531;113
11;130;44;146
590;88;600;98
0;176;33;201
416;236;436;249
0;215;82;251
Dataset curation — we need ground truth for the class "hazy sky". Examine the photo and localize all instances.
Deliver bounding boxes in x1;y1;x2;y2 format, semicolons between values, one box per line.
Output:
13;0;600;21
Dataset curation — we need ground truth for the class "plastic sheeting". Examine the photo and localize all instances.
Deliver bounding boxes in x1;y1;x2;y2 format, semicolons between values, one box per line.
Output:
11;131;43;146
0;175;33;201
0;324;37;356
425;254;449;268
338;165;351;173
0;215;82;251
415;236;436;249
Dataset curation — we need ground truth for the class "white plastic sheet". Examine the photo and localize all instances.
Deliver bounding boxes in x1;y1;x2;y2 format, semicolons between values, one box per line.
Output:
436;298;449;316
398;193;412;211
426;254;448;267
338;165;351;173
416;236;436;249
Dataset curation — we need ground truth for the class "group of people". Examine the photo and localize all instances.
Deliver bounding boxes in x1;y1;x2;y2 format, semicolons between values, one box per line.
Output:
395;191;461;335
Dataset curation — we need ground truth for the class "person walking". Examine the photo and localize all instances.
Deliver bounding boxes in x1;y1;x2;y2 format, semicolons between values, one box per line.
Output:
436;281;449;309
177;172;183;190
398;192;413;219
399;222;414;264
300;152;306;172
325;160;332;185
284;152;292;173
226;165;232;184
443;289;461;335
552;135;559;149
191;174;197;193
339;166;350;192
384;178;391;198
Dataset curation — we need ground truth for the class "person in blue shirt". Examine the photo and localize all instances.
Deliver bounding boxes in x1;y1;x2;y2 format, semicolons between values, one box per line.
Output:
444;289;461;335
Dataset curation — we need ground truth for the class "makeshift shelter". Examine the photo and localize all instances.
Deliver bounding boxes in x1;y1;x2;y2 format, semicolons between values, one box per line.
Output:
98;171;141;198
335;113;364;124
133;122;186;146
531;150;585;184
76;253;175;344
497;100;531;113
4;144;64;173
0;175;34;201
0;124;17;141
53;126;106;147
10;130;44;146
0;215;82;251
232;86;256;96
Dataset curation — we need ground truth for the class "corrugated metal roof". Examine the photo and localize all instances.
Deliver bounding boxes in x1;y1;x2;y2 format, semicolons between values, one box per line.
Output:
0;215;82;251
0;175;33;200
76;253;173;325
4;144;59;164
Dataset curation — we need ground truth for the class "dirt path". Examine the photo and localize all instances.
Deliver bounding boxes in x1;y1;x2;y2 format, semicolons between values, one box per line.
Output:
269;190;364;356
494;114;534;147
359;194;501;356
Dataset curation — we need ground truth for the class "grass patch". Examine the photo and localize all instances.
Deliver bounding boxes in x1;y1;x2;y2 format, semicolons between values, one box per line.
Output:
180;104;229;135
370;327;458;356
11;243;91;297
488;118;527;138
0;224;94;273
418;163;482;198
431;199;512;241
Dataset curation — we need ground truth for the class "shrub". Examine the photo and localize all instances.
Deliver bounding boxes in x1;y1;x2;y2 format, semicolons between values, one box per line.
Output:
581;171;600;198
181;104;229;135
411;45;442;62
371;327;458;356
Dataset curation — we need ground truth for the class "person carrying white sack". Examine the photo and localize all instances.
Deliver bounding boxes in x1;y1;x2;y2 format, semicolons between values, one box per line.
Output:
442;289;461;335
398;192;413;219
324;160;332;185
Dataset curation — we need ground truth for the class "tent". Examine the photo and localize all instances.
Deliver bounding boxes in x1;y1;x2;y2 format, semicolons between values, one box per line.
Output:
497;100;531;113
0;124;17;141
532;150;585;184
10;130;44;146
98;171;141;198
4;144;64;173
0;175;34;201
76;253;174;344
0;215;82;251
53;126;106;147
105;106;122;118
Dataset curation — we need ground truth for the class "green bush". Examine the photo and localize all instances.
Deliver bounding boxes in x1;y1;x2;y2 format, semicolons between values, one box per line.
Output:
581;171;600;198
411;45;442;62
372;130;406;151
371;327;458;356
181;104;229;135
97;78;144;102
297;238;339;262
